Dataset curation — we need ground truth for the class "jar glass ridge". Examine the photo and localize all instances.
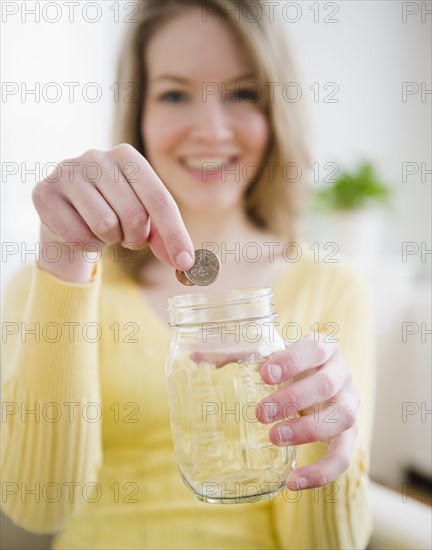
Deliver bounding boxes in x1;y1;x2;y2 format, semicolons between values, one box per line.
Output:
165;287;298;504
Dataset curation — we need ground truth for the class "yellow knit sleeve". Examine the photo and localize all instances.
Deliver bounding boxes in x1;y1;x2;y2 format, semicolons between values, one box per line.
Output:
272;264;376;549
1;264;103;534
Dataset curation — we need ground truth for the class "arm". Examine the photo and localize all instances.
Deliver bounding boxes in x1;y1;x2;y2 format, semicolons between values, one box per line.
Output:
1;264;102;533
2;143;194;534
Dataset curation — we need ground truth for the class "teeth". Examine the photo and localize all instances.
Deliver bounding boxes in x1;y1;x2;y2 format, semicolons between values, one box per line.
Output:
183;158;233;170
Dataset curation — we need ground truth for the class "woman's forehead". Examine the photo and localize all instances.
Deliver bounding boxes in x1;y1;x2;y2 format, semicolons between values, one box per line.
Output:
145;9;253;82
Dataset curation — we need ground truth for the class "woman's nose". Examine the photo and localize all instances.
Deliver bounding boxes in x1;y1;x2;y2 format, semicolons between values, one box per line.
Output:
190;98;234;144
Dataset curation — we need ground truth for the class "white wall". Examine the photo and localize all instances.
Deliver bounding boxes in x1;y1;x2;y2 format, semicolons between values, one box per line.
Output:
287;0;431;257
1;1;122;290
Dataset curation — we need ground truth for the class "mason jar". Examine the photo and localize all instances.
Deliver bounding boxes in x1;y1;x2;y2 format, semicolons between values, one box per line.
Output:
165;287;298;504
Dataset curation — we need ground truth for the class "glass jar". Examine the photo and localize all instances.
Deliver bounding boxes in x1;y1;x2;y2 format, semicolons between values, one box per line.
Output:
165;287;298;504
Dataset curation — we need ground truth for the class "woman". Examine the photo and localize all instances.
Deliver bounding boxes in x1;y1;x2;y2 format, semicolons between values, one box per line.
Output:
2;1;375;548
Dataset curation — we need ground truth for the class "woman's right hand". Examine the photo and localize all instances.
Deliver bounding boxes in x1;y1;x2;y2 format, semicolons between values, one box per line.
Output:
32;144;195;283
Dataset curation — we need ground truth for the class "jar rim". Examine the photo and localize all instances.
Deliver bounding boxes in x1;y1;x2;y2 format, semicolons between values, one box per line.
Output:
168;286;272;310
167;287;275;326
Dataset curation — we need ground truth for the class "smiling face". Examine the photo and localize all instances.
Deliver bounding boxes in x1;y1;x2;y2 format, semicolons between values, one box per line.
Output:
141;8;270;215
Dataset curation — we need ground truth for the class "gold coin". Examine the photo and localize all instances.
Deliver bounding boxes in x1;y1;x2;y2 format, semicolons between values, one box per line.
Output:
175;269;194;286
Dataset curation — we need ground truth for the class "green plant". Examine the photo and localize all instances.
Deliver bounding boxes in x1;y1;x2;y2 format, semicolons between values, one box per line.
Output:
315;161;391;210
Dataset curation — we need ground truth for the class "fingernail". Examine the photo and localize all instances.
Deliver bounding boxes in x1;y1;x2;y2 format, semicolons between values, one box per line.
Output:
296;477;308;490
277;425;293;443
261;401;279;423
268;363;282;383
176;251;193;270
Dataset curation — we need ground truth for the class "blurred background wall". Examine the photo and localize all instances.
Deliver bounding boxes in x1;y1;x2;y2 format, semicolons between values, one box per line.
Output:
1;1;431;548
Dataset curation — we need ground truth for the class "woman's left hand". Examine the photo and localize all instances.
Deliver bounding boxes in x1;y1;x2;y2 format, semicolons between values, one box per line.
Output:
256;333;360;491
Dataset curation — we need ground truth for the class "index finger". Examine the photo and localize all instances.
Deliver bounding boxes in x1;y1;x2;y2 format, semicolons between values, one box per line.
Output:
261;334;340;384
117;144;195;270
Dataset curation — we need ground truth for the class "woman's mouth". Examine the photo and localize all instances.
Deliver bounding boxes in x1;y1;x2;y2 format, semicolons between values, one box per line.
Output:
180;156;239;182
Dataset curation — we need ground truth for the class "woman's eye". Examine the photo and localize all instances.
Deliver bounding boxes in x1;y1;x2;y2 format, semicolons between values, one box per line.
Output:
228;88;259;102
160;91;187;103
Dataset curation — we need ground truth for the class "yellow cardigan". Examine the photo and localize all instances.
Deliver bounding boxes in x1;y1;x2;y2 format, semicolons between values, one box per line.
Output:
1;251;375;549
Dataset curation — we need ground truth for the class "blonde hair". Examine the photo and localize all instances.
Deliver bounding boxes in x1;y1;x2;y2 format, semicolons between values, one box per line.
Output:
113;0;310;273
